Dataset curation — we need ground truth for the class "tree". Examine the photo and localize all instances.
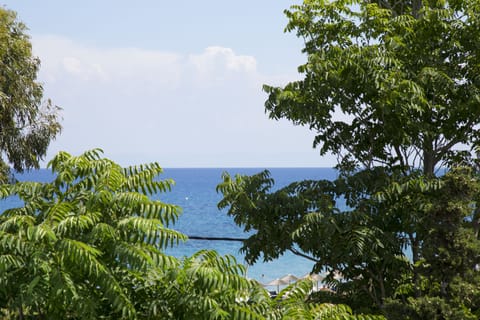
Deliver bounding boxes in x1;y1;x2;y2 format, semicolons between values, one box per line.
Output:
137;250;267;319
0;149;184;318
218;0;480;317
217;168;415;312
0;149;385;319
264;0;480;176
0;7;61;183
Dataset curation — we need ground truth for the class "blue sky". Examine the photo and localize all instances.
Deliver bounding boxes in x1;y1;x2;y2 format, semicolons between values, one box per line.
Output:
2;1;336;167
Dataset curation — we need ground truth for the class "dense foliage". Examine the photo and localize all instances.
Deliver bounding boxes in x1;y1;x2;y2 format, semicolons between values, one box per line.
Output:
0;7;61;183
264;0;480;176
218;166;480;318
0;149;185;318
218;0;480;318
0;150;384;319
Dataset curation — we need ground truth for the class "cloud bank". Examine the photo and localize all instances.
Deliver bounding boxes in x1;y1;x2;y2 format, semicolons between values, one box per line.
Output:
33;35;327;167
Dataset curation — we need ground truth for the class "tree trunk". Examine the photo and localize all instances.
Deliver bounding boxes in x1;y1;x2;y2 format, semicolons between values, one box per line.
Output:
473;206;480;239
423;137;435;176
19;305;24;320
379;270;386;307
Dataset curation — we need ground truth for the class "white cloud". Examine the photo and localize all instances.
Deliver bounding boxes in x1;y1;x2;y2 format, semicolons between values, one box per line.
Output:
62;57;82;75
34;35;182;88
32;35;329;167
189;46;257;75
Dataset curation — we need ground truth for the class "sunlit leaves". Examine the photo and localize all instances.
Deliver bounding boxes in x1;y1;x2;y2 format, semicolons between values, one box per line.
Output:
268;0;480;174
256;0;480;315
144;249;267;319
273;279;386;320
0;150;184;318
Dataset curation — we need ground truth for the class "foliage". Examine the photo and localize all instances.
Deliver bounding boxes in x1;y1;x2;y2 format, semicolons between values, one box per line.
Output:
135;249;269;319
129;247;385;319
0;149;385;319
380;168;480;319
0;7;61;183
217;168;410;311
264;0;480;175
0;149;184;318
218;0;480;317
274;279;385;320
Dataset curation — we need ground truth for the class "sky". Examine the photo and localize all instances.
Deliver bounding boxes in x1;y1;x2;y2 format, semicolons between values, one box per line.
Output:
2;0;336;168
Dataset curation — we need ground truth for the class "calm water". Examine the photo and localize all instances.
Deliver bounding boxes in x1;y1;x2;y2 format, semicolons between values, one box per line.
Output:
8;167;338;284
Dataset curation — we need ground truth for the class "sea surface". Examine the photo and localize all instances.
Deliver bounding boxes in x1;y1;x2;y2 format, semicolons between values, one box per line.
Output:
5;167;339;285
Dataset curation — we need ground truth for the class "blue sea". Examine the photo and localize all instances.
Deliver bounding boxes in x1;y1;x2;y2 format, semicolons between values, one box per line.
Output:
6;167;338;285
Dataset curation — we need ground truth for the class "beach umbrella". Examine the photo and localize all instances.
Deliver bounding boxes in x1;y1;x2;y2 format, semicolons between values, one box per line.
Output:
264;278;289;293
302;273;325;290
280;273;299;284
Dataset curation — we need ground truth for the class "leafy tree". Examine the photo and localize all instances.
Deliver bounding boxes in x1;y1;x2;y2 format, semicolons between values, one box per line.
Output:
218;0;480;317
264;0;480;176
217;168;414;312
378;167;480;319
274;279;385;320
137;249;273;319
0;7;61;183
0;149;385;319
0;149;184;318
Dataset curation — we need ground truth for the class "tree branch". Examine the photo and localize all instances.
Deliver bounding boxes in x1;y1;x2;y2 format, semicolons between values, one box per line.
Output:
289;247;321;263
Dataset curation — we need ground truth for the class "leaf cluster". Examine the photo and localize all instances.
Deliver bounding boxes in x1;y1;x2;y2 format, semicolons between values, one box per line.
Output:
0;149;184;318
0;7;61;182
0;149;386;319
217;163;480;316
267;0;480;175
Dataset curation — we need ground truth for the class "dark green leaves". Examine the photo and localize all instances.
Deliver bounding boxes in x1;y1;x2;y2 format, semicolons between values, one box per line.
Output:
0;8;61;182
268;0;480;174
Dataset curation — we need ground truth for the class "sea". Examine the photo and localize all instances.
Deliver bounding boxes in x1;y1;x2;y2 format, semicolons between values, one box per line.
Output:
5;167;339;285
